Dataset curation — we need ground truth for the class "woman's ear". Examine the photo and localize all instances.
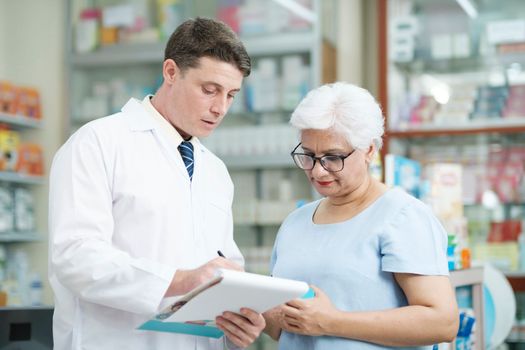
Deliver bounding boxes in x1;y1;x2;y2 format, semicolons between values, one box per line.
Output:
365;144;376;164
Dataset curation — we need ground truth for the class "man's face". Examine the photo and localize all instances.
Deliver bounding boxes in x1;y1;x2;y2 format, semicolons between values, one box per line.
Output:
164;56;244;139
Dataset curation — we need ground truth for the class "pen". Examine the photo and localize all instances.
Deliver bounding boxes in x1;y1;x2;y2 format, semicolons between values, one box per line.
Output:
217;250;226;258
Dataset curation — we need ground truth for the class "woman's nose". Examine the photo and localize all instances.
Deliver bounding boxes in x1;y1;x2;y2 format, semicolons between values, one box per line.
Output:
311;160;329;176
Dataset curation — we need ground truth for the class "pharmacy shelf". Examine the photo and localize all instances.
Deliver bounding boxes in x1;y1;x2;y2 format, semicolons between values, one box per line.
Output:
71;31;316;67
503;270;525;292
0;172;44;185
450;267;484;287
243;31;316;56
506;334;525;344
450;267;485;350
394;52;525;75
0;232;41;243
222;154;295;169
0;305;53;311
464;202;525;207
0;113;42;130
503;270;525;278
71;42;164;67
388;117;525;138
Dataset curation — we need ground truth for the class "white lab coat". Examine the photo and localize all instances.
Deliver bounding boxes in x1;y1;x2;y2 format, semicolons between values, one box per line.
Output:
49;98;244;350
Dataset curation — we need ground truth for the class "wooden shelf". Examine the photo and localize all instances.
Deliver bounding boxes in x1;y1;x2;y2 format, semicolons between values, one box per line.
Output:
503;270;525;292
387;118;525;138
0;113;42;130
503;270;525;278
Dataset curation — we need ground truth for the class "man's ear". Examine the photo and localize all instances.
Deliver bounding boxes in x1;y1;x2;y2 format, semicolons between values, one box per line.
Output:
162;59;179;84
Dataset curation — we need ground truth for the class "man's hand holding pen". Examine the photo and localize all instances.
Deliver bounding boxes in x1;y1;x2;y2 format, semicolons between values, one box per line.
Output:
163;249;266;346
165;252;243;297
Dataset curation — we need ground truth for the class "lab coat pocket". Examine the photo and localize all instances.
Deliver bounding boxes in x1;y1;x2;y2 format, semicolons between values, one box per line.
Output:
208;198;229;213
202;197;231;248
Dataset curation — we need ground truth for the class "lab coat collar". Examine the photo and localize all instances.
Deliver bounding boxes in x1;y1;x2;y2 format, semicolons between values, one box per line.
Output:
121;98;157;131
121;97;209;182
122;97;205;150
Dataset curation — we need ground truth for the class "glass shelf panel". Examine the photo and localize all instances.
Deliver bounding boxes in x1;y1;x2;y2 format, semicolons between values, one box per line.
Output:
387;0;525;132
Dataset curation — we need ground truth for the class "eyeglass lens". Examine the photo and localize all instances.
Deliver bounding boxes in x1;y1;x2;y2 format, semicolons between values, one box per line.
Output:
293;154;343;172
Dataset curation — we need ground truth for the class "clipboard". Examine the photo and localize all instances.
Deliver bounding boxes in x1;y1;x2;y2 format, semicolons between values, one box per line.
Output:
138;269;312;338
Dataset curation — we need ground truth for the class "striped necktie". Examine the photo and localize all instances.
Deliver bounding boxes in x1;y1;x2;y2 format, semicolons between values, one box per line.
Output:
178;141;194;181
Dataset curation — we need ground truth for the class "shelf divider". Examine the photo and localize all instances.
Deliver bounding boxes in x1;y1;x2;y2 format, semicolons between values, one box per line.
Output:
0;113;42;130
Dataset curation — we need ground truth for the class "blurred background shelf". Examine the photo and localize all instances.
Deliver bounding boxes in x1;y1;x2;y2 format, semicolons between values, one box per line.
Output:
393;52;525;74
71;31;317;67
0;305;52;311
0;232;42;243
71;42;164;66
0;113;42;130
388;118;525;137
222;155;295;170
0;172;44;185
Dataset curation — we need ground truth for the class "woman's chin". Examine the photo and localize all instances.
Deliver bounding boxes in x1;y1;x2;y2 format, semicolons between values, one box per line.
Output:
313;186;333;197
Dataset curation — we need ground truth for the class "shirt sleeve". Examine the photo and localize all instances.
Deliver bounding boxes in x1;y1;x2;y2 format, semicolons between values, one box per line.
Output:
49;125;175;315
380;200;449;276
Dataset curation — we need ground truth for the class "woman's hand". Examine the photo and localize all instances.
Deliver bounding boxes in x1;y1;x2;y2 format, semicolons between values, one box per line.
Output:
280;285;338;336
216;308;266;348
263;306;286;340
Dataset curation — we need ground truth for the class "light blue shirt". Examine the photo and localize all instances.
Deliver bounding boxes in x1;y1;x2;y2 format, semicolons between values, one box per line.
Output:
270;188;449;350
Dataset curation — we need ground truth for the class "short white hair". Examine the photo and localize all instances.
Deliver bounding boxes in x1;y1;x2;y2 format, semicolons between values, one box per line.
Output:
290;82;384;151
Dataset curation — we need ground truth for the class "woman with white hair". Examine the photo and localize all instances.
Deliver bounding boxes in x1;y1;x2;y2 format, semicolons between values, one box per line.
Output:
263;82;458;349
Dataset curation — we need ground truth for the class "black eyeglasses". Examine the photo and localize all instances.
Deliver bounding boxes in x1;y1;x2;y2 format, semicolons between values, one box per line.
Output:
290;143;356;172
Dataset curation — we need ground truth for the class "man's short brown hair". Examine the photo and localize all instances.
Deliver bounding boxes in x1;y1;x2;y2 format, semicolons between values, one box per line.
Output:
164;17;251;77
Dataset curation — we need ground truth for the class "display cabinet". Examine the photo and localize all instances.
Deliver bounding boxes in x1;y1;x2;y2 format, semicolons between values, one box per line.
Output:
0;112;45;237
0;113;43;242
379;0;525;257
0;111;44;309
379;0;525;346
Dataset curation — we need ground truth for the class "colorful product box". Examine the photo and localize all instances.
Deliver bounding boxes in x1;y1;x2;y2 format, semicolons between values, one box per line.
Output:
0;130;20;172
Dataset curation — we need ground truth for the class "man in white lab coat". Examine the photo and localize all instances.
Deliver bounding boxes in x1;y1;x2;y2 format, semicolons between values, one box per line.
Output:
49;17;265;350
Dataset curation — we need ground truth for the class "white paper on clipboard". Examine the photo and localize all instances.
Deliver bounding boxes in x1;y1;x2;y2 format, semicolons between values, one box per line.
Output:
157;269;309;322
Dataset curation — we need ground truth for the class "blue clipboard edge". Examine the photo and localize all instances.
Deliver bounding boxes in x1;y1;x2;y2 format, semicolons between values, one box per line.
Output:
138;320;224;338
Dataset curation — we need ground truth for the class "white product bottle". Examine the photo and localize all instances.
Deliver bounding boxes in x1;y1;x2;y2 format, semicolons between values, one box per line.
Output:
518;233;525;271
29;272;43;306
0;245;6;281
12;250;29;305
